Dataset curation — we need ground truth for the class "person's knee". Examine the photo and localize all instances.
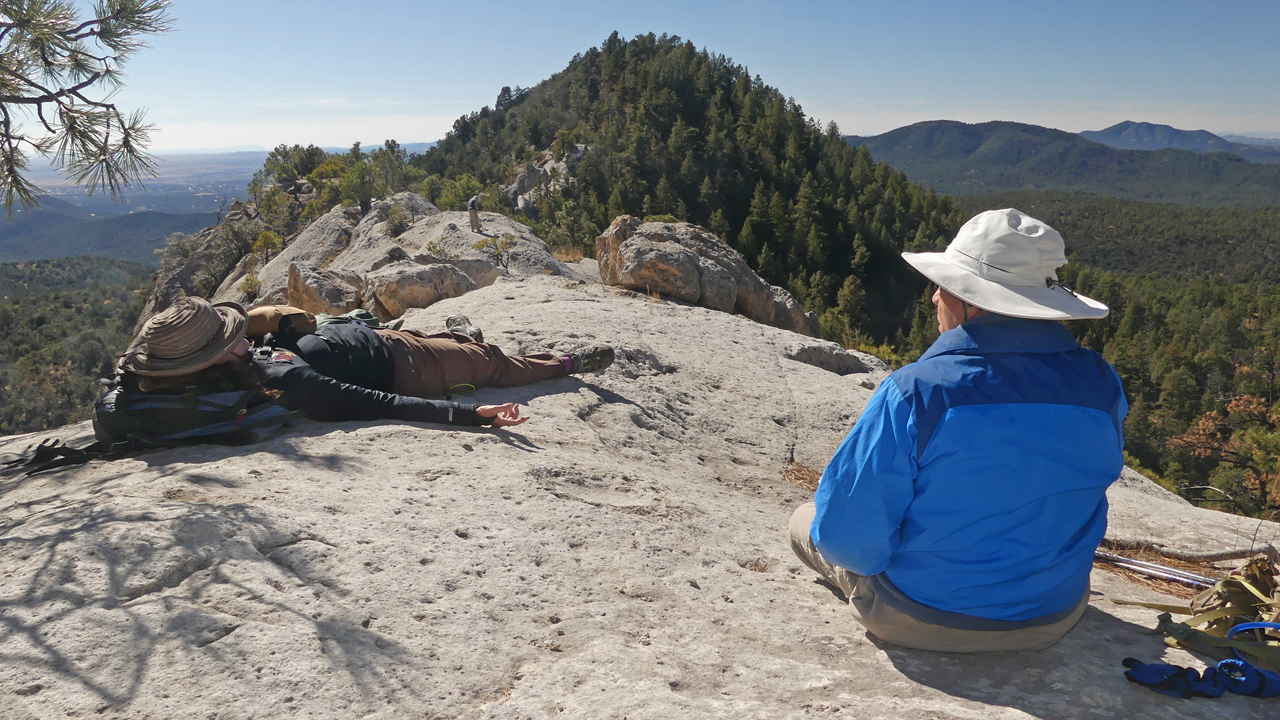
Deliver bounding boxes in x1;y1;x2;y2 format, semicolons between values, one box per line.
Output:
789;501;818;559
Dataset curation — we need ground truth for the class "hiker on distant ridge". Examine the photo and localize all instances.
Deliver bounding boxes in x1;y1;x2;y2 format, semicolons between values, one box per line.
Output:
119;298;614;428
790;208;1126;653
467;193;487;234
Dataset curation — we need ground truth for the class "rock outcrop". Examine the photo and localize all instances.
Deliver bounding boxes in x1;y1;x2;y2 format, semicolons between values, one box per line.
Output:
285;263;362;316
500;148;583;218
361;260;477;321
209;193;574;320
597;215;820;337
0;275;1266;719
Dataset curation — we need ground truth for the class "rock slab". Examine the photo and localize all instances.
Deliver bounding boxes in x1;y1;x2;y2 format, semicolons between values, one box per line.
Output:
0;277;1269;719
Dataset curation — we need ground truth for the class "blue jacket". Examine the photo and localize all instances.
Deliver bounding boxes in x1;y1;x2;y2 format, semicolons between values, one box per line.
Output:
811;315;1126;622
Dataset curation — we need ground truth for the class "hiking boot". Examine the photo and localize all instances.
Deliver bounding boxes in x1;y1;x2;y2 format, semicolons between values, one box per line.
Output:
568;344;615;374
445;314;484;343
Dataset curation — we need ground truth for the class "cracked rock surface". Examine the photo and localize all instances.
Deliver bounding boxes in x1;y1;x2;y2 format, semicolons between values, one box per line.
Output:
1;274;1274;719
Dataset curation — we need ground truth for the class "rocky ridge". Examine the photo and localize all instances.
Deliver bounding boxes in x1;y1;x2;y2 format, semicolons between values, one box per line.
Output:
209;193;576;322
1;268;1273;719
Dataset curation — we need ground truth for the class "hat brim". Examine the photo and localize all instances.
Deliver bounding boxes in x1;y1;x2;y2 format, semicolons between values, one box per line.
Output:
127;301;248;377
901;252;1108;321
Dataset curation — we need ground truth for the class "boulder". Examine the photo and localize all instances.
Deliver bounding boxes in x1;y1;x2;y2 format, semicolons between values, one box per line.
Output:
411;254;501;288
697;257;737;313
783;340;874;376
514;171;535;195
616;238;702;302
361;260;477;321
517;193;537;219
286;263;362;315
597;215;820;336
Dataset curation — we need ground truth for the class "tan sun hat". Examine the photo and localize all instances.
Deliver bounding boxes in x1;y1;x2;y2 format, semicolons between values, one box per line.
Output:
900;208;1108;320
122;297;248;377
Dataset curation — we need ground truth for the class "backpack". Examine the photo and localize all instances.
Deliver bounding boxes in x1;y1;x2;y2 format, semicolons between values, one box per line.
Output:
1114;553;1280;672
5;382;304;475
314;308;404;331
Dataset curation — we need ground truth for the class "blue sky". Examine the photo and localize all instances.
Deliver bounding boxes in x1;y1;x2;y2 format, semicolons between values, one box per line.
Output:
106;0;1280;152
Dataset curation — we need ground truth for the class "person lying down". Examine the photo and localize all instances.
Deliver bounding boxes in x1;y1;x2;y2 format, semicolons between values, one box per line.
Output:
119;297;615;430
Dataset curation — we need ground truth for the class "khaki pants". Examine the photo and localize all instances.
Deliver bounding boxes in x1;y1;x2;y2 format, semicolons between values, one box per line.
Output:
789;501;1087;652
469;208;481;233
377;329;567;398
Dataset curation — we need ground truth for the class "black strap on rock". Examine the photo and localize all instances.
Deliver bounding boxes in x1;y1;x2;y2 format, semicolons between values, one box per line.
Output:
3;438;137;476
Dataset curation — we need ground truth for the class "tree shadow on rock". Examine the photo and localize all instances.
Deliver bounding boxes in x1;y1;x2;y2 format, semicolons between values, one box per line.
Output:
0;495;426;713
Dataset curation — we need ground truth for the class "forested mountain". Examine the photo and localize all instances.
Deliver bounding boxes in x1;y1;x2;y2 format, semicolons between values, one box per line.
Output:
845;120;1280;207
957;191;1280;280
0;256;150;300
0;258;152;434
414;32;963;341
1057;265;1280;520
1080;121;1280;163
0;205;215;265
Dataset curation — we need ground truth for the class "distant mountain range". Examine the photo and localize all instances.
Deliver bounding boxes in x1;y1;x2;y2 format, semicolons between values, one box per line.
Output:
25;152;267;216
0;141;441;266
1222;133;1280;148
23;142;438;216
845;121;1280;207
1081;121;1280;163
0;199;214;265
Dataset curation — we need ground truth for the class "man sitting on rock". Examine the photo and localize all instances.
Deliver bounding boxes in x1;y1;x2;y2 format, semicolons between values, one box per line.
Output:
120;298;614;428
790;209;1126;652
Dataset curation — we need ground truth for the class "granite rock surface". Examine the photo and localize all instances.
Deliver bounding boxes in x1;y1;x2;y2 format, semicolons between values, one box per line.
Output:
1;274;1272;719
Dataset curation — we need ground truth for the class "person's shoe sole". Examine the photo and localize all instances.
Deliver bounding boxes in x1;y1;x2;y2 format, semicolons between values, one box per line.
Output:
445;314;484;343
571;345;615;374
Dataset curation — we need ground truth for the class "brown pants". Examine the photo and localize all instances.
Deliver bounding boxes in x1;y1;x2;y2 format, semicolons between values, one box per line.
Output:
789;501;1088;652
377;329;567;398
469;208;481;233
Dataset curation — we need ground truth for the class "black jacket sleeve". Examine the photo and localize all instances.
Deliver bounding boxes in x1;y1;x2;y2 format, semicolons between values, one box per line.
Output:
257;350;491;426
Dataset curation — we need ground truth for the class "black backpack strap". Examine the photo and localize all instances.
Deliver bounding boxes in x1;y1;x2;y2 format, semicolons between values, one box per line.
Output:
4;438;137;476
237;408;306;431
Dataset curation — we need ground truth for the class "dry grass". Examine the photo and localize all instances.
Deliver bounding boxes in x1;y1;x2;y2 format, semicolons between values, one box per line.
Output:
1094;562;1203;600
552;245;584;263
783;462;822;492
1094;539;1226;600
743;558;770;572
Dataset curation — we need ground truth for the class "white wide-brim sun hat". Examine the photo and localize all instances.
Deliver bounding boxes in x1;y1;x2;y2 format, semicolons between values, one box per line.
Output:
901;208;1108;321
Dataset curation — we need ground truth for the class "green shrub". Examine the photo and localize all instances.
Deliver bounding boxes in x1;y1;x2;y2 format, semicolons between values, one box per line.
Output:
241;269;261;302
385;206;411;238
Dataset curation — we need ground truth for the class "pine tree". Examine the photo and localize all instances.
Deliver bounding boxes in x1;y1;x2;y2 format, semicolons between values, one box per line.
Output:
0;0;173;210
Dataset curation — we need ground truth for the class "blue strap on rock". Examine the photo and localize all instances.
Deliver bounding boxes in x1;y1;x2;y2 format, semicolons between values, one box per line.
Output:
1124;656;1280;700
1218;658;1280;698
1122;658;1225;698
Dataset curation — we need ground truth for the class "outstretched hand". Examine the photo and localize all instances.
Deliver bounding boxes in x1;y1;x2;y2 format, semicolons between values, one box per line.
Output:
476;403;528;428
